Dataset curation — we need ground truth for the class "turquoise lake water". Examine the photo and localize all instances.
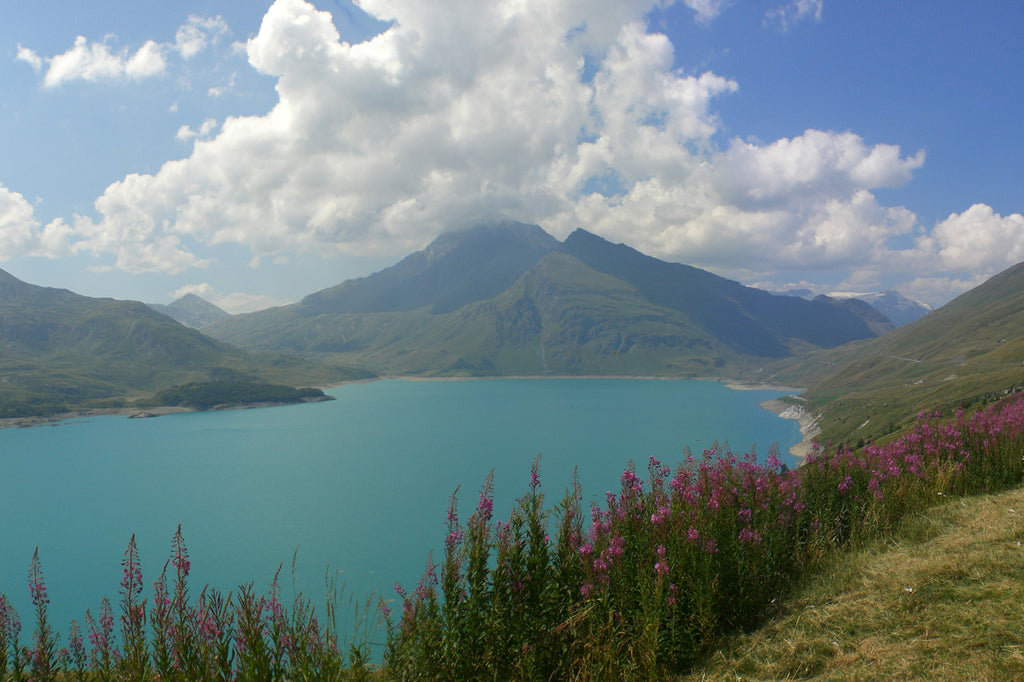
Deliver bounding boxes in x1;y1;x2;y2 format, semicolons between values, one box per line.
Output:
0;378;799;647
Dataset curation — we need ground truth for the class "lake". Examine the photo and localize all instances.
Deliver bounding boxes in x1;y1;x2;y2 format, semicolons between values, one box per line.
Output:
0;378;799;648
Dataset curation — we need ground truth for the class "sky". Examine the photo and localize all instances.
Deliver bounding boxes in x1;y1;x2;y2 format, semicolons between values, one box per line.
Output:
0;0;1022;313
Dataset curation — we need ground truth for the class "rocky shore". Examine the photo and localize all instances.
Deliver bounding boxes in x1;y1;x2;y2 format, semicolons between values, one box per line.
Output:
759;397;820;460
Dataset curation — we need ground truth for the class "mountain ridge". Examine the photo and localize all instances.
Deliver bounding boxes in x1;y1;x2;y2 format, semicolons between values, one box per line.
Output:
0;268;360;417
204;222;892;377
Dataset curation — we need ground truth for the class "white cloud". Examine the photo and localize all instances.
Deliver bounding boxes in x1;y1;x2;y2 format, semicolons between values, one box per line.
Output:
34;0;1024;308
208;72;236;98
125;40;167;79
0;184;74;259
19;15;229;89
716;130;924;207
0;184;39;257
176;119;219;142
682;0;730;24
765;0;823;31
909;204;1024;272
175;15;230;59
168;282;280;313
39;36;168;88
899;274;991;308
15;44;42;71
74;0;745;269
172;282;215;299
211;291;286;314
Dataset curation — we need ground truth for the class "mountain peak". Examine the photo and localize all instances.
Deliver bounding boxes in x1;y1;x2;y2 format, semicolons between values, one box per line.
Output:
207;219;900;372
148;294;230;329
301;221;559;315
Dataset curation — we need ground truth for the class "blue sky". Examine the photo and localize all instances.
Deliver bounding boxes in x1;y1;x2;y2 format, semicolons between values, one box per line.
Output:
0;0;1021;312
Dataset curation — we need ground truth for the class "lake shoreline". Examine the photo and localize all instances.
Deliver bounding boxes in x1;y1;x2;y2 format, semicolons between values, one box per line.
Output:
0;395;336;429
0;374;812;445
757;397;819;460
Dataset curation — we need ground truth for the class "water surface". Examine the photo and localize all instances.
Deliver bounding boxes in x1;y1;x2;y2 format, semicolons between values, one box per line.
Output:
0;378;799;644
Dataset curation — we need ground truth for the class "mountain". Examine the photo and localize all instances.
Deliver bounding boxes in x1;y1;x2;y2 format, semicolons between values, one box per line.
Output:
148;293;231;329
204;223;892;377
824;290;931;327
0;268;360;417
777;288;931;327
302;220;559;315
777;262;1024;445
557;229;892;356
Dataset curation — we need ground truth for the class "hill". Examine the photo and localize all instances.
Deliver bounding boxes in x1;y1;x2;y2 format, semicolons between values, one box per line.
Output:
204;222;891;377
148;293;231;329
771;262;1024;446
0;268;364;417
685;485;1024;680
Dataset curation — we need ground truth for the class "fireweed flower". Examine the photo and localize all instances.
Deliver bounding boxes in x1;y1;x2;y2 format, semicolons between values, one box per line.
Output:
738;527;763;544
28;549;48;608
477;491;494;522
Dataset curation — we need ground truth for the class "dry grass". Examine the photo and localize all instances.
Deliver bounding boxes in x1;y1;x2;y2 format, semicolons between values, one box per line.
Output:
684;487;1024;681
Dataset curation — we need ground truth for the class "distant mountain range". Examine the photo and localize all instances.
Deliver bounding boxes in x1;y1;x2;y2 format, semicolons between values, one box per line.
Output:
777;288;931;327
5;218;1024;442
148;293;231;329
204;221;892;377
0;269;360;417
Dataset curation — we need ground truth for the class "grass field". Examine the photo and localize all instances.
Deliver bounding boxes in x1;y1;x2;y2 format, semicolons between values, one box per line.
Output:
685;485;1024;680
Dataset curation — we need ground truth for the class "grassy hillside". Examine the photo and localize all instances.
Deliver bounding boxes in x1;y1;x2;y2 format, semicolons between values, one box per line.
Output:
685;485;1024;680
0;269;364;417
768;262;1024;446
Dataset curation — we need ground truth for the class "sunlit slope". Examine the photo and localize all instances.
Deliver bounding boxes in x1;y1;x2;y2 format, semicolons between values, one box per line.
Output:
0;268;356;416
206;223;890;377
792;262;1024;444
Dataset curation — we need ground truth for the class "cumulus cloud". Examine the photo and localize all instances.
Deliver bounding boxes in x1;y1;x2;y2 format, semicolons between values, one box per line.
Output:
38;36;167;88
765;0;823;31
0;184;74;259
33;0;1023;307
0;184;39;257
17;15;227;88
73;0;747;266
908;204;1024;273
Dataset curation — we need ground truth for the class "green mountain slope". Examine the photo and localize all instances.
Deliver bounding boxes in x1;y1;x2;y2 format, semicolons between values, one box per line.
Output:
558;229;891;356
0;269;360;417
778;262;1024;445
205;223;891;377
